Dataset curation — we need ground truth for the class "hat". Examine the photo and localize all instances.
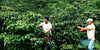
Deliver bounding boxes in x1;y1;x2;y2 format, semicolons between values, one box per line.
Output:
87;18;93;22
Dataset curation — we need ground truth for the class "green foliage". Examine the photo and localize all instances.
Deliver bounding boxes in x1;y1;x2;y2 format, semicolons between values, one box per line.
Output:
0;33;44;50
0;0;100;49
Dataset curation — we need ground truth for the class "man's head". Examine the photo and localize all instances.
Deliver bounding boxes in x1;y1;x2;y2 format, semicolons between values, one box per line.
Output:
87;18;93;25
44;17;49;24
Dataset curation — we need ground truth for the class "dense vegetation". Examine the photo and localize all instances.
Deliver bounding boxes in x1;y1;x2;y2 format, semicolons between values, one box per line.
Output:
0;0;100;50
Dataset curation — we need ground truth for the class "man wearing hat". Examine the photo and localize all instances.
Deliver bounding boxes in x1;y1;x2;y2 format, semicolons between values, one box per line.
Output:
78;18;95;50
37;17;52;50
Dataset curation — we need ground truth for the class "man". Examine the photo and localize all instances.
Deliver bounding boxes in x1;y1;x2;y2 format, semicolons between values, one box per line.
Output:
37;17;52;50
78;18;95;50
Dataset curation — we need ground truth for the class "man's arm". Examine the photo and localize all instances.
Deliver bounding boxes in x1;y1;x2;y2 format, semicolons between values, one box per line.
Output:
81;28;90;30
45;28;51;33
37;25;42;28
37;23;43;28
77;26;90;31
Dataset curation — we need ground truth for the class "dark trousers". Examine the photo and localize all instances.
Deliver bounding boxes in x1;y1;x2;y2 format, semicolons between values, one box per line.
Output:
41;37;52;50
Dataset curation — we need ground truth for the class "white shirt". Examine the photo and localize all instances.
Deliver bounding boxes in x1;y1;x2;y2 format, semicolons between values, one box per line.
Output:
87;23;95;40
39;22;52;33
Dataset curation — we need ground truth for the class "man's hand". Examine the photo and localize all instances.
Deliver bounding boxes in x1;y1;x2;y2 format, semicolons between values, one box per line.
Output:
45;31;48;34
44;28;51;34
37;26;39;28
77;26;82;29
37;25;41;28
45;31;47;34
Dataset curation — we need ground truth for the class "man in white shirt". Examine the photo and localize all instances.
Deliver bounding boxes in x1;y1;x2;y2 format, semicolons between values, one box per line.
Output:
37;17;52;50
37;17;52;36
78;18;95;50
